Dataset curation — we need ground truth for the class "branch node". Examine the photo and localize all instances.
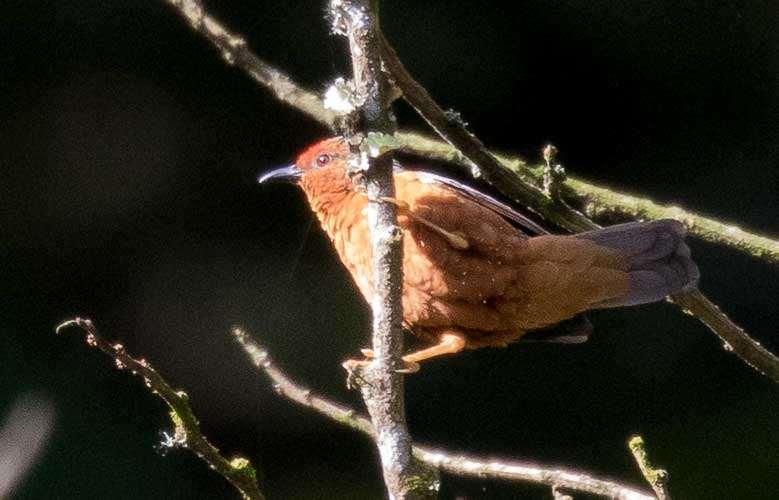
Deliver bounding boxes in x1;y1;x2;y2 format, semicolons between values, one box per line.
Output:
542;143;566;200
628;435;671;500
552;485;574;500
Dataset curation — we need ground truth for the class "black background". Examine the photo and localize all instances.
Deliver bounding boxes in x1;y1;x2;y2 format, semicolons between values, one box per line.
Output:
2;1;778;498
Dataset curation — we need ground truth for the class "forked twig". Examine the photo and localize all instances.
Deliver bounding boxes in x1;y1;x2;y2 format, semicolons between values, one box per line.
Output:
55;318;264;500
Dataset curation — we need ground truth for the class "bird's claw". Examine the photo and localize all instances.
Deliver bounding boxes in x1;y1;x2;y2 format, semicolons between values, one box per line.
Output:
356;348;420;374
395;361;420;374
341;358;370;390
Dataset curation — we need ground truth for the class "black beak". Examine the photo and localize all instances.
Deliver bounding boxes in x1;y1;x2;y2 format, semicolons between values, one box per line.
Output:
258;164;302;184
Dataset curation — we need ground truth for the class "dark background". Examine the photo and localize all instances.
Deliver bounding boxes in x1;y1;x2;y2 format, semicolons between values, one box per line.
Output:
2;1;778;498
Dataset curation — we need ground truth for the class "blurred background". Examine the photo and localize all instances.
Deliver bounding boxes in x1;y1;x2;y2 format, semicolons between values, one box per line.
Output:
2;1;778;498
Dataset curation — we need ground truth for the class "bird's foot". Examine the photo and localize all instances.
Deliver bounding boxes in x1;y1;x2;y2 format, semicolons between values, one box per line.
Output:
341;358;370;390
358;348;421;374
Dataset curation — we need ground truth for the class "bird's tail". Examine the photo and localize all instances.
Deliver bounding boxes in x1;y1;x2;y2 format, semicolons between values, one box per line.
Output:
577;219;700;307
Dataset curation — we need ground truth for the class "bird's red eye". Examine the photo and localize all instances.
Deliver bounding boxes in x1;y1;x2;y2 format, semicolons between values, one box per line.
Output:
316;154;331;167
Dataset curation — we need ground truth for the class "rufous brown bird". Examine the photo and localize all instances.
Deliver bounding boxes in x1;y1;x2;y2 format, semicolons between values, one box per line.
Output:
260;137;699;371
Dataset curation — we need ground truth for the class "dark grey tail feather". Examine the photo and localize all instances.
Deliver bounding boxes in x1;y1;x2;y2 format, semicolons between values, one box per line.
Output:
520;315;593;344
577;220;700;307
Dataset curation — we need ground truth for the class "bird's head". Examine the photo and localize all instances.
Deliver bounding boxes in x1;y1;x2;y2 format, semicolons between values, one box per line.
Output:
258;137;349;185
259;137;355;214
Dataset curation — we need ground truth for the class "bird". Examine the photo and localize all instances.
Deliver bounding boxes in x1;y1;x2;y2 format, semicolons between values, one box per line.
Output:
259;137;699;372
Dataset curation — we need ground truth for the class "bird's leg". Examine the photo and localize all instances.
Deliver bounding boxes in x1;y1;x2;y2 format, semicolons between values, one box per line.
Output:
360;331;467;373
402;332;467;364
379;196;470;250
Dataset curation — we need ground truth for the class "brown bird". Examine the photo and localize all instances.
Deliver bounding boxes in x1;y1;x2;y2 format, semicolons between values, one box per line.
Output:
260;137;699;371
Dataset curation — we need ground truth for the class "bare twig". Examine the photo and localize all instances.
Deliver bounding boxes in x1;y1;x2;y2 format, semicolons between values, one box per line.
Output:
670;290;779;383
162;0;337;129
628;436;671;500
330;1;438;497
55;318;264;500
233;327;655;500
378;34;595;233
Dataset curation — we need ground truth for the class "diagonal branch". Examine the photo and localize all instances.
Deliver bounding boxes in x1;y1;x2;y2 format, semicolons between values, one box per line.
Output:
378;35;595;233
671;290;779;382
395;132;779;264
162;0;337;129
55;318;265;500
233;327;655;500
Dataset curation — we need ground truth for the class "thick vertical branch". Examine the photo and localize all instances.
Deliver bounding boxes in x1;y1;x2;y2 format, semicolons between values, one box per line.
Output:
331;1;437;498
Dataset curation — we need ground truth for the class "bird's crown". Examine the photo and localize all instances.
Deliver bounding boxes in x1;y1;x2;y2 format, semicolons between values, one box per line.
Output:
295;137;349;172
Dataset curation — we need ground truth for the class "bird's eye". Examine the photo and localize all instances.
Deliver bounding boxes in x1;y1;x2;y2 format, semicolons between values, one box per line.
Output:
316;154;331;167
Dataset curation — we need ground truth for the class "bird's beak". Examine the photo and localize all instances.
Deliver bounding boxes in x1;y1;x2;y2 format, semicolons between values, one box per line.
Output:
258;164;302;184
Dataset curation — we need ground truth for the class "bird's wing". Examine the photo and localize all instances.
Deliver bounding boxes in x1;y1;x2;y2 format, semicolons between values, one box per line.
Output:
394;166;593;344
394;162;549;236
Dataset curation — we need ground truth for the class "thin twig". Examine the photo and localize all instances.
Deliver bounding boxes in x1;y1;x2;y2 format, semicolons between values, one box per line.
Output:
628;435;671;500
55;318;265;500
162;0;337;129
378;34;595;233
670;290;779;383
330;1;438;497
233;327;655;500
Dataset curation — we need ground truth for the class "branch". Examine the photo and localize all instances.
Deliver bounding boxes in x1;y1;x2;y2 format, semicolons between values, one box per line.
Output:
55;318;264;500
330;1;438;497
233;327;655;500
395;133;779;263
378;35;596;233
670;290;779;382
628;435;671;500
162;0;337;129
